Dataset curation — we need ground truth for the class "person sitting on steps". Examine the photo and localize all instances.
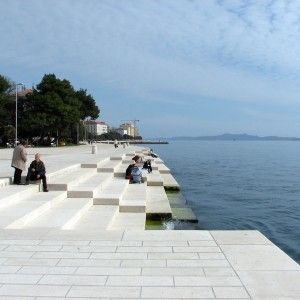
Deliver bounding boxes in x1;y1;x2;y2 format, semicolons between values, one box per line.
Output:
25;153;48;192
125;162;135;180
131;165;142;184
143;159;152;173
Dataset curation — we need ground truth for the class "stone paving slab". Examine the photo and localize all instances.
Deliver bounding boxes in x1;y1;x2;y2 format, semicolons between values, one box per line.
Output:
0;229;296;298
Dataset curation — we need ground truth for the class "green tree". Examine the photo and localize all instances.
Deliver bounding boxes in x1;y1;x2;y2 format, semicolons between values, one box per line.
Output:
0;75;14;127
20;74;82;141
76;89;100;120
19;74;100;144
0;75;15;144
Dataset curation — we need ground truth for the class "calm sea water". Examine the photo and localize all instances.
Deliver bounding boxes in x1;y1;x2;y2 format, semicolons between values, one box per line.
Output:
151;141;300;263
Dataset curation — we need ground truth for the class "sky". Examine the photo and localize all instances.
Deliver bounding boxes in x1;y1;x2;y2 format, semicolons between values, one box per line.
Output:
1;0;300;138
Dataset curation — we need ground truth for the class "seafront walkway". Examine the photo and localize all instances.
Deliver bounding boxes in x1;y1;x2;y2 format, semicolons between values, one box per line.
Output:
0;144;299;299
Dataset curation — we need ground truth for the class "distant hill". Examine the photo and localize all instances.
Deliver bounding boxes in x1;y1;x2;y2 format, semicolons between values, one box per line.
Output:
168;133;300;141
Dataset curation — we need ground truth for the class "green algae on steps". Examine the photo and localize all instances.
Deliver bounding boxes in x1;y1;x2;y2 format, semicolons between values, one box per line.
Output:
164;186;180;192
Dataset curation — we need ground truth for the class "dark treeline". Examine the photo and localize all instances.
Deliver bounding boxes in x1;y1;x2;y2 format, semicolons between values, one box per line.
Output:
0;74;100;146
98;132;142;141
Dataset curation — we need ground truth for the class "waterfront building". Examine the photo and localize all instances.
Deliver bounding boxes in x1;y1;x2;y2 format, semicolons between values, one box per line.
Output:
84;120;108;136
119;122;139;137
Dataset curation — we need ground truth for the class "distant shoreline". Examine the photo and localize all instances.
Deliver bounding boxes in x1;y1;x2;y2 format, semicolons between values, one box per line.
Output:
164;133;300;141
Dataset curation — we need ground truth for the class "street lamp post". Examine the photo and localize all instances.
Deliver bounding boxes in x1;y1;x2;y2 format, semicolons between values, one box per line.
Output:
15;83;23;146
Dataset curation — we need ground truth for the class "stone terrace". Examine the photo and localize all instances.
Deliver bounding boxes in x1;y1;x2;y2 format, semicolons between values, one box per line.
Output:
0;144;298;299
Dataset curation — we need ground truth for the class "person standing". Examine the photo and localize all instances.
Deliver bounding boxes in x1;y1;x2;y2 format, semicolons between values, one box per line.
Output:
11;139;28;184
25;153;48;192
114;139;118;148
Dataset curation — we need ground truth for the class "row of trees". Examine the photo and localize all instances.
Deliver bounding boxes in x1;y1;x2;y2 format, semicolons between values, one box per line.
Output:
97;132;142;141
0;74;100;146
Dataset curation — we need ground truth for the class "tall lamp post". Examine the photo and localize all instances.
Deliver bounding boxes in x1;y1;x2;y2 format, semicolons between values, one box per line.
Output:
15;83;23;146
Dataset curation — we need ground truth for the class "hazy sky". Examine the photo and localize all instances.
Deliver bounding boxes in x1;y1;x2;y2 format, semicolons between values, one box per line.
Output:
1;0;300;137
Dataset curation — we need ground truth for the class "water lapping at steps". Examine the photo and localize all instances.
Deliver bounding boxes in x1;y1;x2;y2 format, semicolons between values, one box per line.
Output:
151;140;300;263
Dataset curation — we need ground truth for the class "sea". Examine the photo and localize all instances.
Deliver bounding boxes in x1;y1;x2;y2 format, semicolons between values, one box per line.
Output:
151;140;300;263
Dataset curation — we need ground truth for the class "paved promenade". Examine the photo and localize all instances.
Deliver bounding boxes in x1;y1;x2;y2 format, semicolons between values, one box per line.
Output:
0;145;298;299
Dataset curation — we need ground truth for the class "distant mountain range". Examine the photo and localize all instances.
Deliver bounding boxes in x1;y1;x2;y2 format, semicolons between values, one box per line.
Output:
167;133;300;141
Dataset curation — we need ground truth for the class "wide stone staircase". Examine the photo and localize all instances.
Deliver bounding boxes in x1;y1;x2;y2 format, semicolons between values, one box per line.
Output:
0;148;179;231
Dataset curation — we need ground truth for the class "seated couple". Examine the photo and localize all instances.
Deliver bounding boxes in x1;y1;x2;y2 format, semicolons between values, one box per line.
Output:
25;153;48;192
125;159;152;184
132;155;153;173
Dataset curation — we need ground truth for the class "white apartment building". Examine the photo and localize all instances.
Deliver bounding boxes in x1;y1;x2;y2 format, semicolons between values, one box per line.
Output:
85;120;108;136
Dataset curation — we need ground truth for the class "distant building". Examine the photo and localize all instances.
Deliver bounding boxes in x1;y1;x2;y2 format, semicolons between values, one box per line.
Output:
17;88;32;98
84;120;108;136
119;123;138;137
116;128;128;135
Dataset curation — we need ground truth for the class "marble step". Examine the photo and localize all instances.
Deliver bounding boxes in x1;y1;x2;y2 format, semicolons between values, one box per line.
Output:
0;184;40;210
125;152;136;157
81;157;109;168
47;164;81;181
157;164;171;174
146;170;164;186
72;205;119;230
93;177;129;205
120;183;146;212
5;191;67;229
108;212;146;230
114;163;127;177
24;198;93;229
161;173;180;190
154;158;164;164
97;160;122;173
146;186;172;217
48;168;97;191
110;154;125;160
68;173;113;198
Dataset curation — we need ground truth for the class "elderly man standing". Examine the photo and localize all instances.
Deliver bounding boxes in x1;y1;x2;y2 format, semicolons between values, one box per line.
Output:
11;139;28;185
25;153;48;192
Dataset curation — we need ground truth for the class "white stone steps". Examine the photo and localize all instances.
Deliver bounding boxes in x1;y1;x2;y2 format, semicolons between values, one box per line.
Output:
125;152;136;157
110;154;125;160
146;186;172;216
81;157;109;168
93;178;129;205
114;163;129;177
146;170;164;186
47;164;81;181
157;164;171;174
48;168;97;191
72;205;119;230
161;173;180;189
24;198;93;229
5;191;67;229
108;212;146;230
0;185;40;210
67;173;113;198
154;158;164;164
120;183;146;212
97;160;122;173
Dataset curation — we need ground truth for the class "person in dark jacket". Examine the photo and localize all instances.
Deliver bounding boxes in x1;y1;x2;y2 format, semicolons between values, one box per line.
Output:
143;160;152;173
125;162;135;180
25;153;48;192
